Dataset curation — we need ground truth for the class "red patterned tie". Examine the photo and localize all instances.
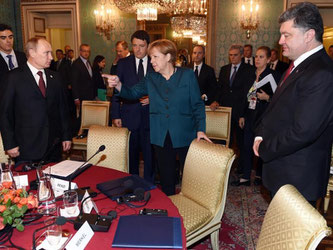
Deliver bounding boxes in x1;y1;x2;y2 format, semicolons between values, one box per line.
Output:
280;61;294;86
37;71;46;97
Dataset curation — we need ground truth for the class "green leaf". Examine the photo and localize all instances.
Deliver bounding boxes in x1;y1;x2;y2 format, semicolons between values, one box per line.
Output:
21;205;28;214
12;212;21;218
3;209;11;216
7;216;13;225
6;199;12;207
16;223;24;232
3;217;7;225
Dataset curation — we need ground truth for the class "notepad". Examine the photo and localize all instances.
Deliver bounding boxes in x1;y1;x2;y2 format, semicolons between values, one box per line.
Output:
112;215;183;249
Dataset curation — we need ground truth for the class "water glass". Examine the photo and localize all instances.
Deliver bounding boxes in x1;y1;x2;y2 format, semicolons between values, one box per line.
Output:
44;218;62;247
63;190;78;215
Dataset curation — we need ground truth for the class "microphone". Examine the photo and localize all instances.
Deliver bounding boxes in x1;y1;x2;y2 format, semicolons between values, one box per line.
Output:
32;216;67;250
68;145;106;191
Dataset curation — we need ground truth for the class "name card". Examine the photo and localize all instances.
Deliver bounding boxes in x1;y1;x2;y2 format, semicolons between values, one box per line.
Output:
66;221;94;250
82;190;99;214
13;175;29;189
50;178;78;197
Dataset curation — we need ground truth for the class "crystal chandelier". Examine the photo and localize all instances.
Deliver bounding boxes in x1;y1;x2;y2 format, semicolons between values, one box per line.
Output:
94;0;115;40
114;0;176;21
240;0;259;39
170;0;208;43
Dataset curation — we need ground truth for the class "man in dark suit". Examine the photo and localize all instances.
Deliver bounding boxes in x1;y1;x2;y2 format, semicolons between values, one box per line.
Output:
242;44;255;66
71;44;96;132
253;2;333;204
270;48;289;75
111;30;154;183
0;24;26;81
0;37;71;163
50;49;71;89
189;45;217;105
110;41;130;75
210;45;256;149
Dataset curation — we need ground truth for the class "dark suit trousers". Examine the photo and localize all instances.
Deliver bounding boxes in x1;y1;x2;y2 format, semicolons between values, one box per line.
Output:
128;118;154;184
153;133;188;196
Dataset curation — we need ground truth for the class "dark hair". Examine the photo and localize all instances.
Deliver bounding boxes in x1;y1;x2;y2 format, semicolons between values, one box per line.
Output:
148;39;177;65
257;46;271;58
278;2;323;43
68;49;74;53
329;45;333;49
0;24;12;32
116;40;129;50
271;48;278;54
92;55;105;71
56;49;63;54
80;44;90;50
193;45;205;54
229;44;244;55
131;30;150;44
244;44;253;50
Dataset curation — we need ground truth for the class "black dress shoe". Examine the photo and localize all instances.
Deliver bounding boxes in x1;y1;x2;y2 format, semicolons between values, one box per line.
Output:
253;178;262;186
231;179;250;186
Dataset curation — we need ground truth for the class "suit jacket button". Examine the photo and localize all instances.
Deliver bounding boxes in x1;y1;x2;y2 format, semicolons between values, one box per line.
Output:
166;106;169;109
165;98;168;101
166;114;169;118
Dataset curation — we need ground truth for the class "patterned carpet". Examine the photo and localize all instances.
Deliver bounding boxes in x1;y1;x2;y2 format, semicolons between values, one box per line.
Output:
190;178;270;250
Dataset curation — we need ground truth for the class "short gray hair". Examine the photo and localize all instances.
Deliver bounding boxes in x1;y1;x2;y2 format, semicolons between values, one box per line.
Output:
229;44;244;55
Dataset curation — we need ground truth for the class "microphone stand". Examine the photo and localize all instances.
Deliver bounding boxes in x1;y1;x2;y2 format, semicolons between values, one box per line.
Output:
68;145;105;190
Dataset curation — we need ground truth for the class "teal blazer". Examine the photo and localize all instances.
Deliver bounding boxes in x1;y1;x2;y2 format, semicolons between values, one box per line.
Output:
118;67;205;148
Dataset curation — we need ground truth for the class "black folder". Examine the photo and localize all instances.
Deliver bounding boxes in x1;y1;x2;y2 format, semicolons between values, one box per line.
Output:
96;175;156;200
112;215;183;248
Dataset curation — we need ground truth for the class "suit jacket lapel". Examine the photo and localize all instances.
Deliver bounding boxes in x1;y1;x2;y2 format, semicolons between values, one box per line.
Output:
22;64;44;97
44;69;56;98
0;56;9;72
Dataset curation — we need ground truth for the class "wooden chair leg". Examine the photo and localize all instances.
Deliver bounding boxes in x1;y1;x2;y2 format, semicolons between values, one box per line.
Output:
210;230;219;250
324;189;331;213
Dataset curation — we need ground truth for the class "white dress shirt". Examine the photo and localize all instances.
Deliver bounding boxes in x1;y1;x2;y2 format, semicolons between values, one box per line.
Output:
27;61;47;87
135;55;148;76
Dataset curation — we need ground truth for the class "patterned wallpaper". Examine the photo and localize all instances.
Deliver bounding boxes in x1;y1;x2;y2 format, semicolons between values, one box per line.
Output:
0;0;23;51
79;0;136;72
214;0;284;70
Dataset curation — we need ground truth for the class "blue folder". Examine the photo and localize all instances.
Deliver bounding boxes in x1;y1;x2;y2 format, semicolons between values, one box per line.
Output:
112;215;183;249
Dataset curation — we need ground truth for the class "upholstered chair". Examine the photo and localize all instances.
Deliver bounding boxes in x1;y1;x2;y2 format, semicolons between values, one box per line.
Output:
205;106;232;146
0;133;8;163
86;125;130;172
169;140;235;249
257;184;332;250
72;101;110;151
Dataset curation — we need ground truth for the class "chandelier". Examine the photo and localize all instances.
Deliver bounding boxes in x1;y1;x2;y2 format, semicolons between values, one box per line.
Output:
94;0;115;40
170;0;208;43
114;0;176;21
240;0;259;39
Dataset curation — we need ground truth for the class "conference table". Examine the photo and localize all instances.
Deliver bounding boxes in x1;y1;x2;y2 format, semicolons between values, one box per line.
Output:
10;165;186;249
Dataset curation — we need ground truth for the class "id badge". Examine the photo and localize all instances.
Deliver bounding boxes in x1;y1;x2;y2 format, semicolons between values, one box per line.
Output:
249;97;257;110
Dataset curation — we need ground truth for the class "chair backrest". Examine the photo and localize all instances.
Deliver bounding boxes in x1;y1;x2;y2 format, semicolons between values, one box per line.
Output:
257;184;332;250
205;106;232;146
181;140;235;216
86;125;130;172
0;133;8;163
80;101;110;131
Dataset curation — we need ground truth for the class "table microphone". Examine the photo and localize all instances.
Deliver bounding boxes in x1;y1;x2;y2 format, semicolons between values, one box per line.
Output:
68;145;106;200
32;216;67;250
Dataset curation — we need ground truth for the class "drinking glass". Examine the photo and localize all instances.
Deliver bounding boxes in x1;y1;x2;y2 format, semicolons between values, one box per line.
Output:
63;190;78;216
44;218;62;247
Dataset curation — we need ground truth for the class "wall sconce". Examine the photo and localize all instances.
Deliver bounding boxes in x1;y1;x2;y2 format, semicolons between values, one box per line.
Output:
94;0;115;40
240;0;259;39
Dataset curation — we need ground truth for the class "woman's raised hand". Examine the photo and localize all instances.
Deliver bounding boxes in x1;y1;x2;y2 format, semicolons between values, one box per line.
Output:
102;74;122;90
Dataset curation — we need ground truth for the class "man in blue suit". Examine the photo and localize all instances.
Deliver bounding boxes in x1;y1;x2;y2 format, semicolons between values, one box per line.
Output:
111;30;154;183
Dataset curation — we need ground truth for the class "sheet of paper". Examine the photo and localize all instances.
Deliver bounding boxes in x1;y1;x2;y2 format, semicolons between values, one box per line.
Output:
44;160;89;178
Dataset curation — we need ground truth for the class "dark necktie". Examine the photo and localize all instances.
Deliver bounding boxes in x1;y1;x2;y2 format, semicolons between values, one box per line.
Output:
6;55;14;70
194;66;199;78
280;62;294;86
86;61;92;77
37;71;46;97
138;59;144;81
270;62;274;70
230;66;237;87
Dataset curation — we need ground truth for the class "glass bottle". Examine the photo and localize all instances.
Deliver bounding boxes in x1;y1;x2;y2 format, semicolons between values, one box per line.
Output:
0;159;16;189
37;167;56;215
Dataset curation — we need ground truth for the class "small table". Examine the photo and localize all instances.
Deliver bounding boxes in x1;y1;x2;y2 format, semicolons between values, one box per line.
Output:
11;166;186;249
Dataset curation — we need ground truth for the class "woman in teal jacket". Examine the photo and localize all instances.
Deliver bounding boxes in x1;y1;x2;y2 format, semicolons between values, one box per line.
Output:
104;39;211;195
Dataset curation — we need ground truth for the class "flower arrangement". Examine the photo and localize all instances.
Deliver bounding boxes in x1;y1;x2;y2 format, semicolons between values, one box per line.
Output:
0;183;38;231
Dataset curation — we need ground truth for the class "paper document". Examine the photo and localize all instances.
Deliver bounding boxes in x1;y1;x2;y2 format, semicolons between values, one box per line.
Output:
44;160;89;178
